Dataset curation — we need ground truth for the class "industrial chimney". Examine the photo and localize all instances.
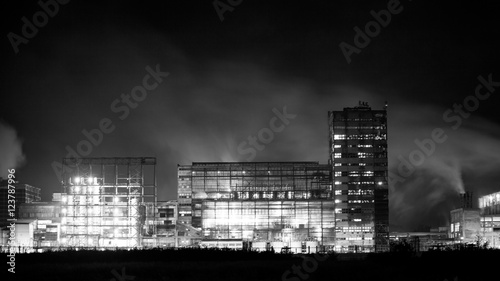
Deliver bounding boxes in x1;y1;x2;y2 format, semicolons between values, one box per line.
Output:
459;191;473;209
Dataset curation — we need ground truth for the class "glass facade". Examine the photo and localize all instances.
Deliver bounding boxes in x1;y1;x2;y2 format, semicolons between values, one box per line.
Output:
177;162;334;247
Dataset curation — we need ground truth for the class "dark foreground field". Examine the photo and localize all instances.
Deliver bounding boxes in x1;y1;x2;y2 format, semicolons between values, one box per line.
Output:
5;248;500;281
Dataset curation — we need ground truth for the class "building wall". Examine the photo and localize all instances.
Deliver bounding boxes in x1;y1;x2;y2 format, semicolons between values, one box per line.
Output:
19;202;62;222
328;102;389;252
0;182;41;227
177;162;334;248
157;201;177;237
450;208;481;243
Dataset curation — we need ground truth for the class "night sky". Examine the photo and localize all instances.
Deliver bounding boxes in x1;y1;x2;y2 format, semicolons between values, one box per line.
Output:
1;0;500;231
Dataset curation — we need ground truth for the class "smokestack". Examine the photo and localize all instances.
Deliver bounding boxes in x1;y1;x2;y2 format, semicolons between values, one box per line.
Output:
459;191;473;209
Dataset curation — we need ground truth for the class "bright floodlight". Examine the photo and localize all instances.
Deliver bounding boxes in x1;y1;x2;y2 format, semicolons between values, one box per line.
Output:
378;181;383;185
88;177;93;184
75;177;80;183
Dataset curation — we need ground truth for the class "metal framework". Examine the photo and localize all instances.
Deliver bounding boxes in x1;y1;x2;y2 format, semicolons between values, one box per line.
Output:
60;157;156;248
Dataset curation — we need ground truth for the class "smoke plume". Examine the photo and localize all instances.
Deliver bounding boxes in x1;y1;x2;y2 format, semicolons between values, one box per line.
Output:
0;120;25;178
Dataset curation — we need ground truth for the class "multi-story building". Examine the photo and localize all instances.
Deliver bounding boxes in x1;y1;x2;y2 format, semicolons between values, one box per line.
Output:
328;102;389;252
0;180;41;227
18;193;63;249
157;200;177;236
450;208;481;243
177;162;333;252
479;191;500;248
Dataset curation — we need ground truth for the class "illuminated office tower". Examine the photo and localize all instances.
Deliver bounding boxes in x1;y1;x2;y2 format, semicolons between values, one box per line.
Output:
328;102;389;252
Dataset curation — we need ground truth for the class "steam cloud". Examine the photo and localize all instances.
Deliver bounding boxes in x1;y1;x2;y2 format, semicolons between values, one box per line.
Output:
10;27;500;231
0;120;25;178
388;105;500;231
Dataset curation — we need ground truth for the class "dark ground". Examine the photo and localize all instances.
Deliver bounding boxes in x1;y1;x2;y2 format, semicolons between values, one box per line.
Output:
4;248;499;281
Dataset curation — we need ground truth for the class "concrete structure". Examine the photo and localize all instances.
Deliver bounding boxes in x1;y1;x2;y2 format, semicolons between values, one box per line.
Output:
450;208;481;243
0;219;36;252
142;200;178;248
18;197;63;249
448;191;500;248
328;102;389;252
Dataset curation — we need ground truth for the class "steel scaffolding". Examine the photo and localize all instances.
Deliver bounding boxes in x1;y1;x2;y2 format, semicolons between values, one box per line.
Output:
60;157;156;248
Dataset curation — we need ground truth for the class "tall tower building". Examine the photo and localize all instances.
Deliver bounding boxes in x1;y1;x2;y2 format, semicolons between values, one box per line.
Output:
328;101;389;252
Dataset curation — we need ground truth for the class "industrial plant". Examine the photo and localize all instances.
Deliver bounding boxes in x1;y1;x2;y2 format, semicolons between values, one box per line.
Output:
1;103;499;253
